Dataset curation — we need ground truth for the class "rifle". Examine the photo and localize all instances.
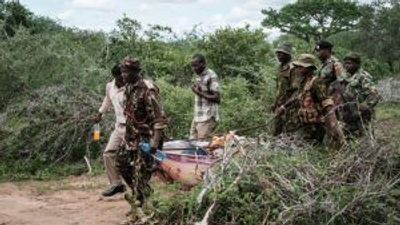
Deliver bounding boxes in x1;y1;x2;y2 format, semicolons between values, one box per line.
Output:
274;89;300;116
328;80;362;121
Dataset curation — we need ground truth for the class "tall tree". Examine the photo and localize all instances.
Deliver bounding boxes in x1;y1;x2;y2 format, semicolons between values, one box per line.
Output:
261;0;362;43
115;15;142;41
357;0;400;72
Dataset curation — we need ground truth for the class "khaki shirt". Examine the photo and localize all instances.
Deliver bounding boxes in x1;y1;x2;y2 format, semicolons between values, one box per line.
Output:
99;79;126;124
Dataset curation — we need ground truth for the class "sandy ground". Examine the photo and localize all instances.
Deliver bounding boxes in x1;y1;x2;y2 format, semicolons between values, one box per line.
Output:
0;175;129;225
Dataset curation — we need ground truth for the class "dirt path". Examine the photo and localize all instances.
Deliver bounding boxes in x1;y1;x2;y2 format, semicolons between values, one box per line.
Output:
0;175;129;225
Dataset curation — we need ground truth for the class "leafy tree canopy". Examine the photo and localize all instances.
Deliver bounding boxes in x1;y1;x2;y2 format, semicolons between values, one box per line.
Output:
198;26;272;82
357;0;400;71
261;0;363;43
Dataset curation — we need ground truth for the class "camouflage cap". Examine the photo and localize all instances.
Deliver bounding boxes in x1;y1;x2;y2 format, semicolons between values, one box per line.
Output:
275;43;293;55
121;56;141;71
344;52;361;64
292;54;317;69
315;40;333;51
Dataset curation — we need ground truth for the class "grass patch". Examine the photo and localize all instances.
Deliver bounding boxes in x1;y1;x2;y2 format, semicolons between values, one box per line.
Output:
0;160;104;182
376;102;400;120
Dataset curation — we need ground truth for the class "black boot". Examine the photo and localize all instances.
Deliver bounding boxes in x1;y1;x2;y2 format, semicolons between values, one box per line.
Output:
102;184;126;197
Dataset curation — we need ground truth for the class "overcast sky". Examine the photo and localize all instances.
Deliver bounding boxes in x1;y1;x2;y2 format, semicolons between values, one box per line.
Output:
20;0;373;37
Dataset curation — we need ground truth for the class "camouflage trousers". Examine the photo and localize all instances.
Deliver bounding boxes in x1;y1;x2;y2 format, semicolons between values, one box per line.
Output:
338;108;374;137
295;123;325;145
116;145;155;207
294;123;347;150
271;115;285;136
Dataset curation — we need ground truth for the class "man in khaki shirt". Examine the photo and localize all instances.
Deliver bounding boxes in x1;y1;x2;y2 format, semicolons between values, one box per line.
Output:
94;64;126;197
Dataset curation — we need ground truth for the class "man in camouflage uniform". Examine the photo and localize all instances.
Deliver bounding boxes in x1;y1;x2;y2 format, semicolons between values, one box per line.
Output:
278;54;347;149
335;53;381;135
118;57;167;222
315;40;345;96
271;43;295;136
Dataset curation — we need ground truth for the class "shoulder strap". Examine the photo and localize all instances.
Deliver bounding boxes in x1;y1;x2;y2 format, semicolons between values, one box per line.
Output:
305;76;318;91
143;79;159;93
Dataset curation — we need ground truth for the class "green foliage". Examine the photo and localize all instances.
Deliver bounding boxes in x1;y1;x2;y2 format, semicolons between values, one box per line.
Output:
356;0;400;73
144;24;176;41
0;27;108;109
217;77;268;134
115;15;142;41
0;160;105;181
151;184;204;223
199;27;272;83
262;0;363;42
0;85;110;161
107;15;195;85
157;78;193;139
29;16;64;34
0;0;33;37
274;30;397;80
0;84;114;180
0;1;64;39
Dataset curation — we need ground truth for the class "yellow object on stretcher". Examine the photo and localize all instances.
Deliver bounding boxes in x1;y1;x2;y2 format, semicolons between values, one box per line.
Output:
208;131;236;151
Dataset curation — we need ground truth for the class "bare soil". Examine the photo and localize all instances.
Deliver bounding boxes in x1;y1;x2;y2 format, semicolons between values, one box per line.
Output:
0;175;129;225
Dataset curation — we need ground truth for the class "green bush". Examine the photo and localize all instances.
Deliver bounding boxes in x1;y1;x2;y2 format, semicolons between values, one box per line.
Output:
218;77;269;134
0;27;109;110
0;85;113;178
152;130;400;225
157;78;193;139
199;27;272;83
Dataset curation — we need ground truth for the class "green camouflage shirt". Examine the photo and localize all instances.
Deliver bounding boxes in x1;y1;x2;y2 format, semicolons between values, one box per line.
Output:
273;62;294;108
124;77;167;143
280;67;304;132
298;76;334;122
284;74;333;131
318;56;345;86
339;69;381;108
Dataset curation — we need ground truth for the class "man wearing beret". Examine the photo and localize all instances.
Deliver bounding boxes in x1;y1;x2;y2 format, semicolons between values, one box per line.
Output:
315;40;345;91
336;53;382;135
118;56;168;222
